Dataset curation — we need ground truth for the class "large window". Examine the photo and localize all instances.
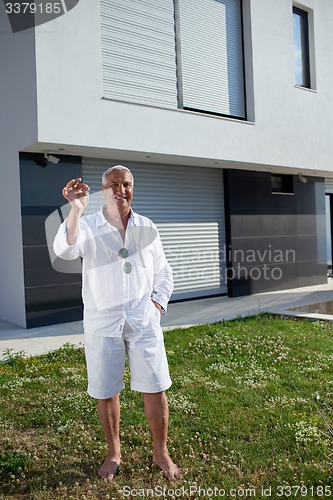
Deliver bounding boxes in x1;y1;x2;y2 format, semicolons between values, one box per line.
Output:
293;6;310;88
177;0;246;119
100;0;246;119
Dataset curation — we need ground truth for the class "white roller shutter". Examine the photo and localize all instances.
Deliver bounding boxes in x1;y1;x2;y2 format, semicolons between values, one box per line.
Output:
83;159;227;299
325;178;333;193
178;0;245;118
100;0;178;108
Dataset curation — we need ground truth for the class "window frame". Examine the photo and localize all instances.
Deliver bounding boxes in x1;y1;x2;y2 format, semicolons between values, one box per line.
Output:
174;0;247;121
293;6;311;89
271;174;294;195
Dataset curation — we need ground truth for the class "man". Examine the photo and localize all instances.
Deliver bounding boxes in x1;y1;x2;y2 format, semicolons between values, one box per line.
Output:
53;165;181;481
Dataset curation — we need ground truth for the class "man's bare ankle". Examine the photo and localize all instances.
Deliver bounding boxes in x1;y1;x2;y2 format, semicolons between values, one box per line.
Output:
106;451;121;463
153;447;169;457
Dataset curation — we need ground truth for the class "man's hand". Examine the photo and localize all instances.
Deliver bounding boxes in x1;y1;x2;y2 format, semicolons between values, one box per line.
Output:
151;300;163;316
63;178;90;211
62;178;90;245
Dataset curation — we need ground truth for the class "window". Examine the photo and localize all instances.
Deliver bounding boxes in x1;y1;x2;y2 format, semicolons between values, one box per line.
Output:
100;0;178;109
177;0;246;119
271;174;294;194
100;0;247;119
293;7;310;88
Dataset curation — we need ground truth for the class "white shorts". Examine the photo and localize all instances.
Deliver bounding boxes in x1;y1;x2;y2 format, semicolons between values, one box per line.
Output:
84;312;172;399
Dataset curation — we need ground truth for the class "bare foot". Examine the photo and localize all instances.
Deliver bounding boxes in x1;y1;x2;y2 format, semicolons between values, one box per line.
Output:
153;452;182;481
98;456;120;481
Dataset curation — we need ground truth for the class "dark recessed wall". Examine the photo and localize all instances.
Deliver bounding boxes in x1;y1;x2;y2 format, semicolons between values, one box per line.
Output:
20;153;83;327
224;169;327;297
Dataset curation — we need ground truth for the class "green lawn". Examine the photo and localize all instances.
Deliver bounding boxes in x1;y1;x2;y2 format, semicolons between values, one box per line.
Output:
0;314;332;499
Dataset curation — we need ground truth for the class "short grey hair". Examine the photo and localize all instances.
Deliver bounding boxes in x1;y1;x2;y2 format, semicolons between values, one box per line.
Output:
101;165;134;186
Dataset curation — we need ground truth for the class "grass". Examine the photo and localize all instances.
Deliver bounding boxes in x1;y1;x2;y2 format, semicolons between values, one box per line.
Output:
0;313;332;499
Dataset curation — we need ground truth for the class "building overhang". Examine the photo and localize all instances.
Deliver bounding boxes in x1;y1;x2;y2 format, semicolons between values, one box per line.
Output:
21;141;333;179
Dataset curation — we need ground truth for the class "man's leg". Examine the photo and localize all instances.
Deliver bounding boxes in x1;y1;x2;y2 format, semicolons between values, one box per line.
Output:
144;391;182;481
97;395;121;480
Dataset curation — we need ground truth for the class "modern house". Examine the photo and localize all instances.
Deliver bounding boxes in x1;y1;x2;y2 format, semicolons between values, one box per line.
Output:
1;0;333;328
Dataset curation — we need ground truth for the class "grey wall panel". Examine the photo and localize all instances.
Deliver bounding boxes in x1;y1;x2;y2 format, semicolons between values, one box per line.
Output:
100;0;178;108
224;170;327;296
83;159;227;299
20;153;83;328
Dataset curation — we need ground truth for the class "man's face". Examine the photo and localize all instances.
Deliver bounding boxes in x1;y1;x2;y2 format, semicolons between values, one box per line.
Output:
102;170;134;213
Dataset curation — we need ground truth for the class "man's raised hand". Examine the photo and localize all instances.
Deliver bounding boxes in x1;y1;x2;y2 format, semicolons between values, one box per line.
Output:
62;178;90;211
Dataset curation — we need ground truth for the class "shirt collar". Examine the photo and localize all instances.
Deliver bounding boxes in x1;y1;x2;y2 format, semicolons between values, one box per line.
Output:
96;206;138;227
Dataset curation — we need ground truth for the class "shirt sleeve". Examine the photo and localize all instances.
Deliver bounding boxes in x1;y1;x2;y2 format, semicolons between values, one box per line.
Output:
151;228;174;312
53;219;86;260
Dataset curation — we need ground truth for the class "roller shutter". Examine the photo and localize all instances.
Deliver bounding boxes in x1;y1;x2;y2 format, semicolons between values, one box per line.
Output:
325;178;333;193
83;159;227;299
178;0;245;118
100;0;178;108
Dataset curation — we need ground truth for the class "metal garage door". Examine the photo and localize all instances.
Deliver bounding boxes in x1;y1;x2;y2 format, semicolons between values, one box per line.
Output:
325;178;333;193
83;159;227;299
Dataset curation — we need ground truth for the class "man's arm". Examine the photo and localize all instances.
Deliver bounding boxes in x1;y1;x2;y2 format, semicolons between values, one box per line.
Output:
53;178;90;259
66;205;85;246
62;178;90;245
151;229;174;314
151;299;164;315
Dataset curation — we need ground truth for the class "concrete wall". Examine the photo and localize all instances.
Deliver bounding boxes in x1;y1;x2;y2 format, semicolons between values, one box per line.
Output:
0;4;38;326
29;0;333;175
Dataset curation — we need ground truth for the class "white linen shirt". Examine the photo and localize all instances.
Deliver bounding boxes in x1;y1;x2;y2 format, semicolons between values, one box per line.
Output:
53;207;174;337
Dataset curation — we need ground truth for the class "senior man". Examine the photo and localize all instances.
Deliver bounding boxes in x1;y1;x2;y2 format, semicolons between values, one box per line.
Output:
53;165;181;481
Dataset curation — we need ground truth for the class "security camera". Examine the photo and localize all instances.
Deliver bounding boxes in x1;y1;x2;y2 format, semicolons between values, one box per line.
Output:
298;174;308;184
44;153;60;164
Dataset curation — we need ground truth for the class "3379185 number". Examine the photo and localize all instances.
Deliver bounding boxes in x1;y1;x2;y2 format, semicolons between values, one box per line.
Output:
5;3;62;14
276;485;332;497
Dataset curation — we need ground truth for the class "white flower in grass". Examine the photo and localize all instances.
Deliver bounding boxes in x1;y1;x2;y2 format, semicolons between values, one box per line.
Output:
167;393;196;415
204;380;225;390
288;421;324;446
206;361;233;374
236;365;277;388
265;395;308;409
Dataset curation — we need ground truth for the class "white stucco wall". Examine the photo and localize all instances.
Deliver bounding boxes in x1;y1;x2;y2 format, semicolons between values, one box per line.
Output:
28;0;333;175
0;4;38;326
